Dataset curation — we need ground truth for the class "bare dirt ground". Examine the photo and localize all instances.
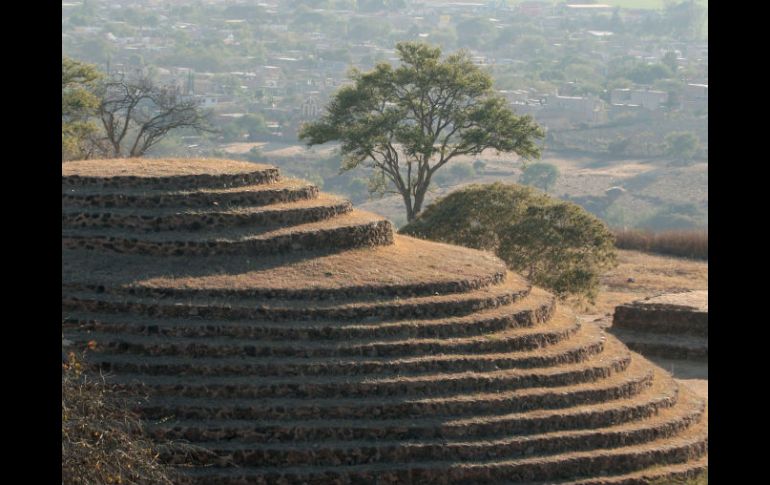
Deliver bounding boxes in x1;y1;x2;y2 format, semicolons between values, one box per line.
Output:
569;249;708;400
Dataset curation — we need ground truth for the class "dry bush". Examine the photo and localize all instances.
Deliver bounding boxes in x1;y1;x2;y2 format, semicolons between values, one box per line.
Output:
62;351;177;485
650;471;708;485
613;229;708;260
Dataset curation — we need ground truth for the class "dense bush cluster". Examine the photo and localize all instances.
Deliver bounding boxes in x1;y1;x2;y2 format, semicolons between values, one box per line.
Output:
400;183;617;302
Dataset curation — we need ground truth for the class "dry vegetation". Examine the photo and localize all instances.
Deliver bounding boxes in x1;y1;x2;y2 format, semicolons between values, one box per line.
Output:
571;249;708;399
62;352;176;485
614;229;708;260
62;158;272;177
650;472;708;485
63;235;504;292
573;249;708;321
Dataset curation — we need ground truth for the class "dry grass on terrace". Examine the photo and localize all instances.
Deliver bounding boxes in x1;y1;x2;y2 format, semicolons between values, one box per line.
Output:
575;249;708;321
639;291;707;312
63;235;507;292
142;235;505;291
572;250;708;399
62;158;273;177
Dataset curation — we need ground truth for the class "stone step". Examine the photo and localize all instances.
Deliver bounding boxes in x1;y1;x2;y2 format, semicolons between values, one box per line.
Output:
78;306;599;378
62;158;280;190
613;303;707;338
146;365;678;444
62;276;532;323
89;330;603;377
553;454;707;484
609;328;708;361
63;301;574;360
173;403;706;484
136;353;655;422
157;385;704;468
62;210;394;256
61;194;353;231
62;179;319;209
102;339;629;400
62;283;547;341
62;235;508;301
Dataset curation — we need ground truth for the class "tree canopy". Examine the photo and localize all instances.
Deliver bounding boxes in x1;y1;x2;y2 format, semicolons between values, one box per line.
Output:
664;131;700;164
62;57;103;161
400;183;617;301
519;162;559;193
299;42;544;221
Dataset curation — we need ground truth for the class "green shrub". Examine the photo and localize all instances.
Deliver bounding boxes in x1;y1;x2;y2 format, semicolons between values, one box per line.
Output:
400;183;617;301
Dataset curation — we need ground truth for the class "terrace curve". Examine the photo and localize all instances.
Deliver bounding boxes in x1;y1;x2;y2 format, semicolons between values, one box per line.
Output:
62;158;707;484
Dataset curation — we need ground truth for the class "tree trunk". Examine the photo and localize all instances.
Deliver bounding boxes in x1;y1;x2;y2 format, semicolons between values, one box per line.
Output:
401;191;416;223
411;184;428;221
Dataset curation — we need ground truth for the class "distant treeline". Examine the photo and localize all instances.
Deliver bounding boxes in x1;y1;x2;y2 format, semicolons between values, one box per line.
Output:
613;228;707;260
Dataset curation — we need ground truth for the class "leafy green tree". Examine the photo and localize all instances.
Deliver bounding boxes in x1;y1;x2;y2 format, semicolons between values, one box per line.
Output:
520;162;559;192
661;51;679;74
400;183;617;301
456;17;495;50
607;137;631;157
62;57;103;161
664;0;707;40
664;131;700;164
640;203;705;230
626;63;673;85
299;42;544;221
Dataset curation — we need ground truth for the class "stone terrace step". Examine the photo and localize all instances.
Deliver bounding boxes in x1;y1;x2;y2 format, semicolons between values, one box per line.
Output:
146;366;678;443
157;386;704;468
84;321;604;377
62;194;353;231
62;283;546;341
62;275;532;323
613;300;707;338
173;403;706;484
555;454;707;485
62;158;279;190
102;337;629;400
62;179;319;209
62;210;394;256
62;235;508;301
64;300;572;360
609;328;708;361
135;351;655;422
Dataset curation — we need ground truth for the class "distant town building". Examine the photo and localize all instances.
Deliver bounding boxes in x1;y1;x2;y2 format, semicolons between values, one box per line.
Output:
611;88;669;111
541;94;607;124
300;96;320;120
683;83;708;111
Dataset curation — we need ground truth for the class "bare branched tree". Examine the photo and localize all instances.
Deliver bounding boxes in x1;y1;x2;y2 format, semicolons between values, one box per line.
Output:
98;73;213;158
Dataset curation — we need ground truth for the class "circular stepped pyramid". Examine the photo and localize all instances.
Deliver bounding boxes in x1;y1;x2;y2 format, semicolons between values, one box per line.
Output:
62;158;707;484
